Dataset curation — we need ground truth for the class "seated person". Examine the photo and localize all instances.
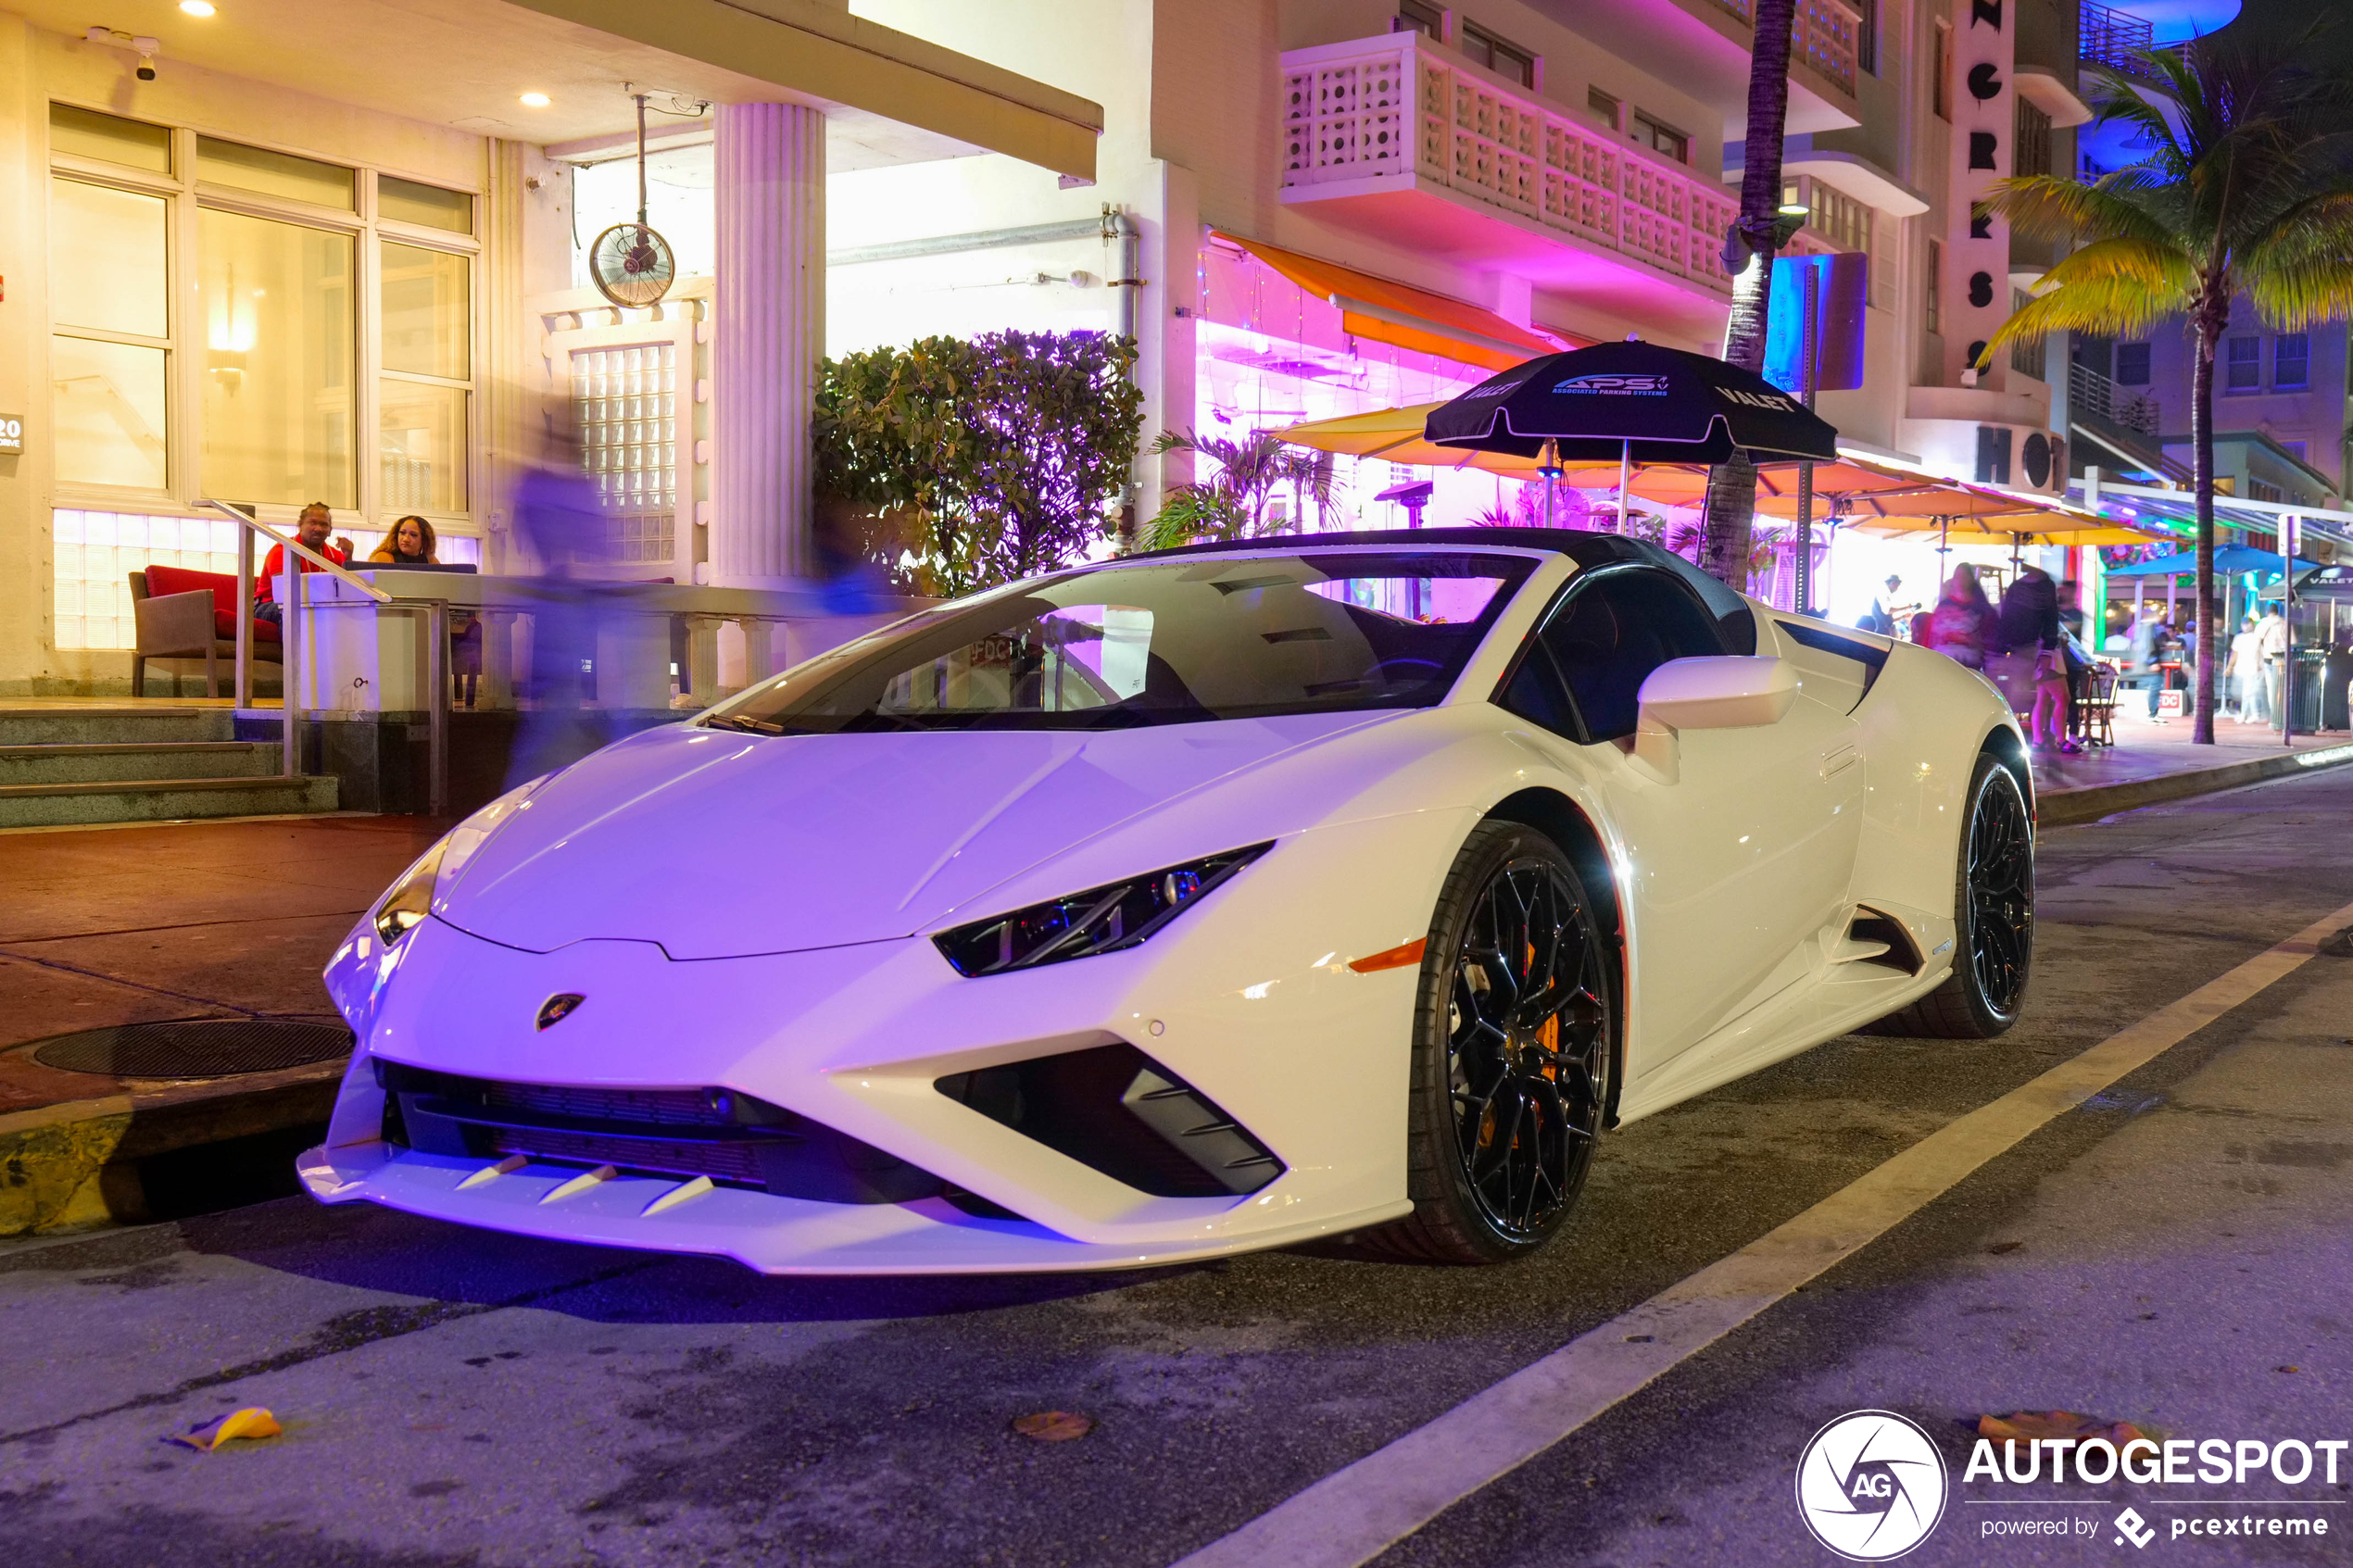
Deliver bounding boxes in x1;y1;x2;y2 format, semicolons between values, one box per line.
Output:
371;514;439;565
368;512;484;705
255;502;353;624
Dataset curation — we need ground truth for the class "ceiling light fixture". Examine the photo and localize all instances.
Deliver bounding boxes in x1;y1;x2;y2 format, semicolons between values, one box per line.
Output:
519;91;550;107
179;0;217;13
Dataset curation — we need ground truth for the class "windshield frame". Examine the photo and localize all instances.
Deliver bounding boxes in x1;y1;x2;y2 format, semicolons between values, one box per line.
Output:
698;545;1550;735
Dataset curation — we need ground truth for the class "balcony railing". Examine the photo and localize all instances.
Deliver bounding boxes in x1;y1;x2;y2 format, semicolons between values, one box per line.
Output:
2080;0;2154;71
2070;361;2162;439
1707;0;1862;94
1281;35;1829;299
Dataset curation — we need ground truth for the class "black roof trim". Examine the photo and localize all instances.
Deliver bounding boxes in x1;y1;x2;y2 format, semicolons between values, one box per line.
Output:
1128;526;1647;569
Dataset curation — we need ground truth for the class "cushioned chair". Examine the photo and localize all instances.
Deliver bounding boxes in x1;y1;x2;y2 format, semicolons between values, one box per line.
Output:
129;565;282;697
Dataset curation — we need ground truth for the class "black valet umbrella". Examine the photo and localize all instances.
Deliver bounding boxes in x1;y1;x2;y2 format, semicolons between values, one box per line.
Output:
1425;340;1840;529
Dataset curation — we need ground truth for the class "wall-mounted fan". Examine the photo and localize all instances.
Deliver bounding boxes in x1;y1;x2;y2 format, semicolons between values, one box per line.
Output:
588;94;675;309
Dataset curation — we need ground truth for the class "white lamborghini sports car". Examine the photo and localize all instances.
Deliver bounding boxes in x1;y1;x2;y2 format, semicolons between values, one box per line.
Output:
301;530;2033;1273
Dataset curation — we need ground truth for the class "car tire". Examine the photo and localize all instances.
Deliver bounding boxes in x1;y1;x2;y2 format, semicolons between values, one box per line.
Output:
1366;820;1617;1266
1869;750;2034;1039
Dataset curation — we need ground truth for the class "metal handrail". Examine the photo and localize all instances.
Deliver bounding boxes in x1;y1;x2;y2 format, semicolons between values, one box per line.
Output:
201;498;450;816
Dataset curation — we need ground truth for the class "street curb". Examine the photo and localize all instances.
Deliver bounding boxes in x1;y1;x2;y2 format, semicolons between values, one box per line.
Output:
0;1060;344;1237
2039;740;2353;827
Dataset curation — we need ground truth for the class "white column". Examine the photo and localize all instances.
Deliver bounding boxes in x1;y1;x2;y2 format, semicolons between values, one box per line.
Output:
712;101;824;586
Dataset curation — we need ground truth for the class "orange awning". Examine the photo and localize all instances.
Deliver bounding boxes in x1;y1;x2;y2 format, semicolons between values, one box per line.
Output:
1214;232;1567;372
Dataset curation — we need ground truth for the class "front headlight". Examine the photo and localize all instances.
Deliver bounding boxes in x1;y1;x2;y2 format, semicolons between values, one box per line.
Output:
371;775;549;946
934;843;1271;977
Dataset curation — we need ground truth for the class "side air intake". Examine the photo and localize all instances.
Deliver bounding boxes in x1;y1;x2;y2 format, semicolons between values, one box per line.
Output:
936;1043;1283;1198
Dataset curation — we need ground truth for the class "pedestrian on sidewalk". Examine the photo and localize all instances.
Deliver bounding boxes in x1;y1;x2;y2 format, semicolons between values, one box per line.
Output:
2056;579;2091;741
254;502;353;625
1924;565;1992;671
1989;564;2075;752
2257;606;2291;732
2225;616;2259;721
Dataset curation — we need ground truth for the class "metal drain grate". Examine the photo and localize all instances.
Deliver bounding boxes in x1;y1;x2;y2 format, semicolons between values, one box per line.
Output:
30;1019;354;1079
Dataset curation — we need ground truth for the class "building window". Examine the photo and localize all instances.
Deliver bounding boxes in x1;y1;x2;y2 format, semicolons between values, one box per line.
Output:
2274;332;2309;389
1587;86;1621;129
2008;289;2046;381
2249;479;2283;503
2014;100;2053;179
2282;439;2308;461
50;102;170;173
2226;335;2260;391
381;242;472;513
46;100;484;651
381;175;473;235
1932;20;1953;119
1925;238;1942;335
196;136;355;211
1632;110;1690;164
1857;0;1879;75
1806;180;1873;256
51;175;170;492
1393;0;1445;38
198;208;357;508
2115;341;2150;383
1460;21;1536;87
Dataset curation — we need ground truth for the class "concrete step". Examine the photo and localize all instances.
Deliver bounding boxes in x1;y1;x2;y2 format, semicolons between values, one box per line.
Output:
0;741;284;788
0;773;341;829
0;708;237;746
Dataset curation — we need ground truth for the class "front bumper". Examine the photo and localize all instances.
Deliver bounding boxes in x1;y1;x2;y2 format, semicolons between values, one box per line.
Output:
296;1138;1394;1275
310;810;1475;1271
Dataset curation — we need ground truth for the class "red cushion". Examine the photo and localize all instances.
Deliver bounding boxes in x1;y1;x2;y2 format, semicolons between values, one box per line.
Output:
144;563;278;642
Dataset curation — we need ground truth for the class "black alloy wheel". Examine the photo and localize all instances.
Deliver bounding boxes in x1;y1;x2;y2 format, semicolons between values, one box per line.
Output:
1372;820;1616;1264
1869;751;2034;1039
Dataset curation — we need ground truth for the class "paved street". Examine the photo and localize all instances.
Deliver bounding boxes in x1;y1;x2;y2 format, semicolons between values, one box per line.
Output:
4;768;2352;1567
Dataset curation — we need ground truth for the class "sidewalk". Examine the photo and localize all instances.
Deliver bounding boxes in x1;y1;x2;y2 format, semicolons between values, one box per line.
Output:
2033;708;2353;824
0;814;439;1236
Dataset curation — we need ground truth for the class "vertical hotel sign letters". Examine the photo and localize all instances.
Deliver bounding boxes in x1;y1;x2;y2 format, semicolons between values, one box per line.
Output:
1949;0;2014;387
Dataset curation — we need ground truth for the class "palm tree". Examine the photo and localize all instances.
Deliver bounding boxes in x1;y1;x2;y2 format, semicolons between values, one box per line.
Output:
1139;429;1340;551
1697;0;1802;589
1982;27;2353;744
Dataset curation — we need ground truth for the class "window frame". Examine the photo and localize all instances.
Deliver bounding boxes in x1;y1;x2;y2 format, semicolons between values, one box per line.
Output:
44;101;484;536
1587;85;1622;130
1491;564;1735;745
2273;332;2310;391
2225;335;2261;393
1459;20;1538;88
1925;237;1943;336
1393;0;1447;39
1630;109;1691;165
1932;20;1953;120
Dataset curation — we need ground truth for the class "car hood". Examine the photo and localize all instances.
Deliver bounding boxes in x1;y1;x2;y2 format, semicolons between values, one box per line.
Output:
433;713;1400;959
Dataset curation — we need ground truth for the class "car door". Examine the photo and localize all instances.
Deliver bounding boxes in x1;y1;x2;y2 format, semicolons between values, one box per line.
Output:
1496;566;1863;1070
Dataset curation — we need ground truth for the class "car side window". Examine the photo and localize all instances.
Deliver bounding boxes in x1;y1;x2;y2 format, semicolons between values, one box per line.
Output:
1499;568;1727;743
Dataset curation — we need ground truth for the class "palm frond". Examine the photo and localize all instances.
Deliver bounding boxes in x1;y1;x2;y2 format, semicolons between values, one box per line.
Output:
1980;251;2185;365
1980;174;2179;249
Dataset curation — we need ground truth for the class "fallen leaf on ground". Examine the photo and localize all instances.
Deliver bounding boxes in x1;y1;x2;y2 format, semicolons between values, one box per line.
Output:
1978;1410;2150;1446
1986;1241;2025;1255
1012;1411;1093;1442
164;1407;283;1451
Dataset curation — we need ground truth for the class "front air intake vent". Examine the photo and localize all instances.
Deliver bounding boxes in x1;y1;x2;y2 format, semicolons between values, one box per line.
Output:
373;1062;952;1207
936;1043;1283;1198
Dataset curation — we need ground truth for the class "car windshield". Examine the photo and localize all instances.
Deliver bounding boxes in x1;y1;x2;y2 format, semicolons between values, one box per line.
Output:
708;550;1537;733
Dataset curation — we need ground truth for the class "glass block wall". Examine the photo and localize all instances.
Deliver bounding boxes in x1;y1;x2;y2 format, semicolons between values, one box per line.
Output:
53;509;241;651
573;343;677;567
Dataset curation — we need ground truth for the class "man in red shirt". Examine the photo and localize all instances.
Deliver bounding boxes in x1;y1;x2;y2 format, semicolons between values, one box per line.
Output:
254;502;354;624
